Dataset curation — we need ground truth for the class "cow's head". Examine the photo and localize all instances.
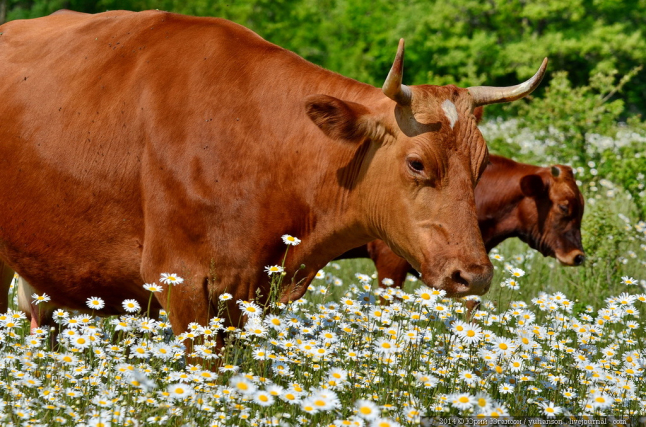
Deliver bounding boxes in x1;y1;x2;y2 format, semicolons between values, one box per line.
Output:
518;165;585;266
305;39;547;296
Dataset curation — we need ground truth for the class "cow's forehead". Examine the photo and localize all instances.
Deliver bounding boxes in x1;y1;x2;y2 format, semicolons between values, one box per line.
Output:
403;85;486;175
410;85;472;110
407;86;479;138
550;174;583;206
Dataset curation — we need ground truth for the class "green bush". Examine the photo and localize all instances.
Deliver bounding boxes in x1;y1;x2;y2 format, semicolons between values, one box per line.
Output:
3;0;646;116
513;67;642;165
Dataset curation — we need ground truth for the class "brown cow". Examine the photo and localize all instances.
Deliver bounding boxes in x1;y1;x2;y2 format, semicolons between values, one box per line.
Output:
341;155;585;288
0;11;546;338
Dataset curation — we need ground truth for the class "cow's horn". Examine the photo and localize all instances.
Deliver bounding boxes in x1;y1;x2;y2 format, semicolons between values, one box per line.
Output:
382;38;412;106
468;58;548;107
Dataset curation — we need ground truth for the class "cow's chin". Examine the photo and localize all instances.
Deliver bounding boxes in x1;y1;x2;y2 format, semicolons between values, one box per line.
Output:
419;272;491;298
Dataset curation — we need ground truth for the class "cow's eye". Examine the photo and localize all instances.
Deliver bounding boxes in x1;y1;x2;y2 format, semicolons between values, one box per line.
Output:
407;159;425;173
558;204;569;214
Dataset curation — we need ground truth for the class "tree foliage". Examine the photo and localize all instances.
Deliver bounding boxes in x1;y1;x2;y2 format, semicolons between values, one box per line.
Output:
2;0;646;114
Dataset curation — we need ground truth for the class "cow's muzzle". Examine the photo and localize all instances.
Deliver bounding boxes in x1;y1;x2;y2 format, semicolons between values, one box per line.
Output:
431;260;493;297
556;249;586;266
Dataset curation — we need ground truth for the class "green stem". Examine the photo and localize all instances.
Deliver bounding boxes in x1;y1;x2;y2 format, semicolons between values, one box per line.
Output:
166;284;172;321
146;292;153;319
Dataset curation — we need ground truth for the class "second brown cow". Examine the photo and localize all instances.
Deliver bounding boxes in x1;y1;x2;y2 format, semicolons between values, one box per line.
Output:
341;154;585;288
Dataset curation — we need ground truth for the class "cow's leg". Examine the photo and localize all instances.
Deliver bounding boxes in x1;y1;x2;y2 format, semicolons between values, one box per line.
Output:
16;277;59;349
366;241;411;290
153;274;242;369
465;299;480;322
365;241;411;304
16;277;56;330
152;274;216;338
0;260;15;314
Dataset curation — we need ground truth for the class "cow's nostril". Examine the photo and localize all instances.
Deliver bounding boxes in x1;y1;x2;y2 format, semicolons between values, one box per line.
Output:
452;270;469;287
574;254;585;266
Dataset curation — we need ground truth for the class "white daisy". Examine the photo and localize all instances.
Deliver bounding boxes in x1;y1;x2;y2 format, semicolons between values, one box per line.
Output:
86;297;105;310
355;399;380;420
229;375;257;396
265;265;284;276
281;234;301;246
160;273;184;285
167;383;194;400
143;283;162;293
32;293;51;305
121;299;141;313
253;389;275;406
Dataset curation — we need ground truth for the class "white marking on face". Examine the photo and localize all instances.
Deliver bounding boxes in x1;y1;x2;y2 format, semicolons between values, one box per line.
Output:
441;100;459;130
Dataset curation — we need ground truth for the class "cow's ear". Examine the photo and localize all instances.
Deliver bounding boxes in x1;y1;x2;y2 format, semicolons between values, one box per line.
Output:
520;174;547;198
305;94;386;142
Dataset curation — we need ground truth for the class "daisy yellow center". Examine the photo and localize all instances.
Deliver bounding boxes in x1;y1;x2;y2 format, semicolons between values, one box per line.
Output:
259;395;269;402
499;343;508;350
238;383;248;391
360;407;372;414
466;330;476;337
382;342;391;349
459;396;469;403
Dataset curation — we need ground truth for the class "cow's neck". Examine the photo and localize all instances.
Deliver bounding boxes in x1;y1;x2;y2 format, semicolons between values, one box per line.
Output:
477;157;545;252
273;140;380;303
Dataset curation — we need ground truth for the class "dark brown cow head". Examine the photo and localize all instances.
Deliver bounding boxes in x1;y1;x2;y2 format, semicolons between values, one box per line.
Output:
519;165;585;266
306;40;547;296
